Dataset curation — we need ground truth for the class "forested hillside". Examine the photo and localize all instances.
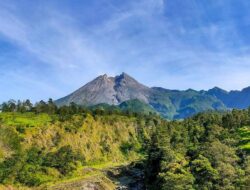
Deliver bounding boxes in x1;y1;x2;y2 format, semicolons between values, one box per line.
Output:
145;109;250;189
0;99;249;189
0;100;153;189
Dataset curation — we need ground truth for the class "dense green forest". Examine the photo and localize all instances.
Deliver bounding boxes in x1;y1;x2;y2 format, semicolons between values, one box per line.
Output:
145;110;250;189
0;99;249;189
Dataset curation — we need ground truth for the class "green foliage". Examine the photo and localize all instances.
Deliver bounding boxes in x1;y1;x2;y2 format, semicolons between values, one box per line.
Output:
17;164;52;186
120;140;141;156
0;107;150;187
119;99;156;115
0;126;22;161
43;145;80;175
145;109;250;190
0;112;52;128
158;164;195;190
0;147;60;186
149;88;227;119
0;102;250;189
190;155;218;189
238;126;250;152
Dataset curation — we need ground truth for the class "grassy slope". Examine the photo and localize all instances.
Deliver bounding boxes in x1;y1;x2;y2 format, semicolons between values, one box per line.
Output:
0;162;124;190
0;112;51;127
0;112;149;189
0;113;144;161
238;126;250;152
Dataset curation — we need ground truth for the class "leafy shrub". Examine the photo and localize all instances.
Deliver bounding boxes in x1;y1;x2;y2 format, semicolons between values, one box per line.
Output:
43;145;80;175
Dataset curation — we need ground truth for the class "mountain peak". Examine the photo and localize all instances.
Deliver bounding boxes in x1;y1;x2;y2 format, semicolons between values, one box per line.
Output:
56;73;151;106
97;73;109;79
120;72;127;76
211;86;226;91
242;86;250;93
96;73;135;82
93;74;113;84
114;73;149;90
120;72;130;77
208;87;228;94
116;72;135;80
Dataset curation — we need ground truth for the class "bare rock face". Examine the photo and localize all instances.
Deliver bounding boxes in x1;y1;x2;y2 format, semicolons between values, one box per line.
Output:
56;73;151;106
114;73;150;104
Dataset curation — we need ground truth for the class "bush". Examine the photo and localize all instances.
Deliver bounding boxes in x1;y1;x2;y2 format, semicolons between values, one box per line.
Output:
43;145;80;175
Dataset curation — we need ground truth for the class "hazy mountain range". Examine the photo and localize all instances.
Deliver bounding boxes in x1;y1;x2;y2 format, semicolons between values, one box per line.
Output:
56;73;250;119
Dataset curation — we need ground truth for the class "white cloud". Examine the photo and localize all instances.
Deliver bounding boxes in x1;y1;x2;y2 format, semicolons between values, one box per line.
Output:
0;0;250;102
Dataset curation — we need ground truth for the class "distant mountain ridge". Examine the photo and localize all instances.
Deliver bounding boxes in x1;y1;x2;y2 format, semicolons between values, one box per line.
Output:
56;73;250;119
207;86;250;109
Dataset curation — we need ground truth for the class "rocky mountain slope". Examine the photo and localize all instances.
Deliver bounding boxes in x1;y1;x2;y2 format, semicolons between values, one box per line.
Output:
56;73;250;119
56;73;150;106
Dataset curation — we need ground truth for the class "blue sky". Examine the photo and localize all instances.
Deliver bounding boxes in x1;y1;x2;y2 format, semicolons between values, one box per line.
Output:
1;0;250;102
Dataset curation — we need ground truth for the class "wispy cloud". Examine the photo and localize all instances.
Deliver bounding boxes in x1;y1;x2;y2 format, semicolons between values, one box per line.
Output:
0;0;250;102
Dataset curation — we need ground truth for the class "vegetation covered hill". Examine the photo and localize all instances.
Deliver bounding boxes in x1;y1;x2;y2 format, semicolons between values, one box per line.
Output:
0;99;249;189
0;114;151;188
150;88;226;119
89;99;156;116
